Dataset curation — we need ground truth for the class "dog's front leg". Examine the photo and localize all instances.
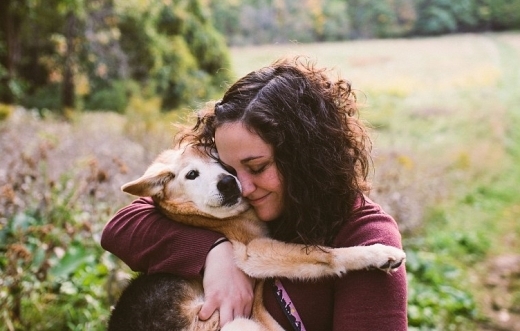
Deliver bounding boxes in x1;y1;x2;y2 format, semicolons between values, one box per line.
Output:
232;238;405;280
250;281;285;331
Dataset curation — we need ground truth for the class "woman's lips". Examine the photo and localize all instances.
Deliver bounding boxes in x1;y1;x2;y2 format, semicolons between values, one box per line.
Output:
247;193;270;206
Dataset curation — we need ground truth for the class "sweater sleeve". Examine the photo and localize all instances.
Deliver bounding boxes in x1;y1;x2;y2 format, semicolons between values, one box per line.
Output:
331;197;408;330
100;197;223;277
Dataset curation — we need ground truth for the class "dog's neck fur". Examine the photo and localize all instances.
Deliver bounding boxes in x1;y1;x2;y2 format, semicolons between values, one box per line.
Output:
156;199;268;244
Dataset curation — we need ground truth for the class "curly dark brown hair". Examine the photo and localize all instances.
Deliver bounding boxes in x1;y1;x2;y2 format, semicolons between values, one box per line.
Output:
186;57;372;246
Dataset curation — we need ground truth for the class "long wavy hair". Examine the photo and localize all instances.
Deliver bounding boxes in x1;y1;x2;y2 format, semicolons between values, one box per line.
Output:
185;57;372;246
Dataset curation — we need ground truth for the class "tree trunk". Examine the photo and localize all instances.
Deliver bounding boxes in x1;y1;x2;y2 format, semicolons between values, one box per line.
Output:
62;10;76;111
0;0;23;104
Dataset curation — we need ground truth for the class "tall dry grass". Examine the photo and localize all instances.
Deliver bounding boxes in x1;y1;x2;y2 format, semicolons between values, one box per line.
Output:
0;103;193;329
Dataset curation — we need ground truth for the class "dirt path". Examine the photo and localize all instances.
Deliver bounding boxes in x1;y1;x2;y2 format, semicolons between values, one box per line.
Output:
478;254;520;330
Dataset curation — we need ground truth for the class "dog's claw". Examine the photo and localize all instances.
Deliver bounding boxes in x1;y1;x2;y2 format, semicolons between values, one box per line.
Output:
391;259;403;269
378;258;404;272
379;261;392;270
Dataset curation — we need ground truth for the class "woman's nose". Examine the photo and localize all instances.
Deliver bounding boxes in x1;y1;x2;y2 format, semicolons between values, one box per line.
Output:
237;172;255;197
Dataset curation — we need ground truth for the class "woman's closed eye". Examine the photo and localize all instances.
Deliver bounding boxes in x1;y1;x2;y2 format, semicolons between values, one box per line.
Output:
249;165;267;174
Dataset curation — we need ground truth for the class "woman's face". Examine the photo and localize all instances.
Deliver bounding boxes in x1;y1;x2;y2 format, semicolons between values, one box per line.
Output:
215;122;284;222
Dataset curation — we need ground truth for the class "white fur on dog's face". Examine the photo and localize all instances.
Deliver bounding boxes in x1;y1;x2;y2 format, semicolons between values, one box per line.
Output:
121;145;250;219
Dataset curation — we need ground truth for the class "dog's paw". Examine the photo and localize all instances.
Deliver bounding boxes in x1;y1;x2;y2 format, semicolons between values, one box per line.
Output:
194;309;220;331
368;244;406;273
332;244;406;275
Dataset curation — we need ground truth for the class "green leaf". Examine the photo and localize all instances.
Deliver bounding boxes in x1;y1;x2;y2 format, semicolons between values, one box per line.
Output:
50;243;93;279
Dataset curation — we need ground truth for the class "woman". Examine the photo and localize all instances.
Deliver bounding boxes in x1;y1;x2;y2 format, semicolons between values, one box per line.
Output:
101;57;407;330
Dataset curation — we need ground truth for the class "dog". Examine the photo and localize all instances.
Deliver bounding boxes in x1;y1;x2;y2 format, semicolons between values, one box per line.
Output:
107;142;406;331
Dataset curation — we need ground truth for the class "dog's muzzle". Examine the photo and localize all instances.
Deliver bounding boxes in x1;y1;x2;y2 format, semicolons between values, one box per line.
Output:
217;175;242;206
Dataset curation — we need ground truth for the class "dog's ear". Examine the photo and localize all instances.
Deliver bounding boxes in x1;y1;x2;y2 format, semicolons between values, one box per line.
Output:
121;163;175;198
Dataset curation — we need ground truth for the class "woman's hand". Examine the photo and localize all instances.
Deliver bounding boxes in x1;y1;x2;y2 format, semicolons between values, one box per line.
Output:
198;240;255;327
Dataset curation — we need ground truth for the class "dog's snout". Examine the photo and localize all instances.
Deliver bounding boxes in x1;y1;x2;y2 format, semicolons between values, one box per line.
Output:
217;175;239;194
218;175;242;207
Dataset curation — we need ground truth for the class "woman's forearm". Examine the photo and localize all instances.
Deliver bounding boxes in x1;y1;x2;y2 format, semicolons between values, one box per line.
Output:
101;197;222;277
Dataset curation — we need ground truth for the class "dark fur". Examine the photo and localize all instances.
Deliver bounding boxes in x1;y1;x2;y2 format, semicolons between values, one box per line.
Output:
108;273;197;331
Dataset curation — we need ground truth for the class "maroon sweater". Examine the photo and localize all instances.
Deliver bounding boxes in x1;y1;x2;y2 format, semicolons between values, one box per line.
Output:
101;197;407;331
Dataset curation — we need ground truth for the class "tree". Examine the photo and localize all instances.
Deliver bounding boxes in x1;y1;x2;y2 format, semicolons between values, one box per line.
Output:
486;0;520;30
346;0;416;39
0;0;232;112
113;0;232;110
0;0;26;104
413;0;480;35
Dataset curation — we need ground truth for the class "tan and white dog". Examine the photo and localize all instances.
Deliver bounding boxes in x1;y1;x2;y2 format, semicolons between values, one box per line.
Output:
107;143;406;331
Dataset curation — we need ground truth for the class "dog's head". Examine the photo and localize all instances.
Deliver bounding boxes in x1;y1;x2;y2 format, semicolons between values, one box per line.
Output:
121;144;249;219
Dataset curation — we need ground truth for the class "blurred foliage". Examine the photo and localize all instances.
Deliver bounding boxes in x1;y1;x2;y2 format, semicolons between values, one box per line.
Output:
0;200;114;330
208;0;520;44
0;104;13;121
406;248;480;330
2;0;520;112
0;0;232;112
0;109;143;330
346;0;416;38
0;127;113;330
209;0;351;45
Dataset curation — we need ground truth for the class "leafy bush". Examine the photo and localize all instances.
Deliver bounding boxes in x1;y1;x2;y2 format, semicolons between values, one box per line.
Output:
1;0;232;113
0;109;141;330
0;104;13;121
406;247;480;330
413;0;483;35
0;170;117;330
21;84;62;112
1;211;116;330
348;0;416;38
84;80;137;113
486;0;520;30
117;0;232;111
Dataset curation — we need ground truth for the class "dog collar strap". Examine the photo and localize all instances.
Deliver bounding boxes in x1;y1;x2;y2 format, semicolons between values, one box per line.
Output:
272;278;307;331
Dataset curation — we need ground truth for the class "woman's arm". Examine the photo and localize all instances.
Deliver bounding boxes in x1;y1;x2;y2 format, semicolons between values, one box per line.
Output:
101;197;255;325
101;197;222;276
199;241;256;327
332;197;408;330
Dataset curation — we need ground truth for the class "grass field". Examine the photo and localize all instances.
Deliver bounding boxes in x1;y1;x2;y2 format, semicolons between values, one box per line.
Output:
1;32;519;330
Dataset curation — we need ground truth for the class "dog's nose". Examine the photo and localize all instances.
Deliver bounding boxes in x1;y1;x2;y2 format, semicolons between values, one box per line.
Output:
217;175;239;195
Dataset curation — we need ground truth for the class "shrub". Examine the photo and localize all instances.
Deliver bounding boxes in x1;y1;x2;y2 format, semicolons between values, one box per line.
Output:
84;80;137;113
21;84;62;111
487;0;520;30
0;109;143;330
0;166;117;330
406;247;480;330
0;104;13;121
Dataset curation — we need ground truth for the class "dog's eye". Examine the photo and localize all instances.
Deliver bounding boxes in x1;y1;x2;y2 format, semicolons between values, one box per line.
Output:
185;170;199;180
